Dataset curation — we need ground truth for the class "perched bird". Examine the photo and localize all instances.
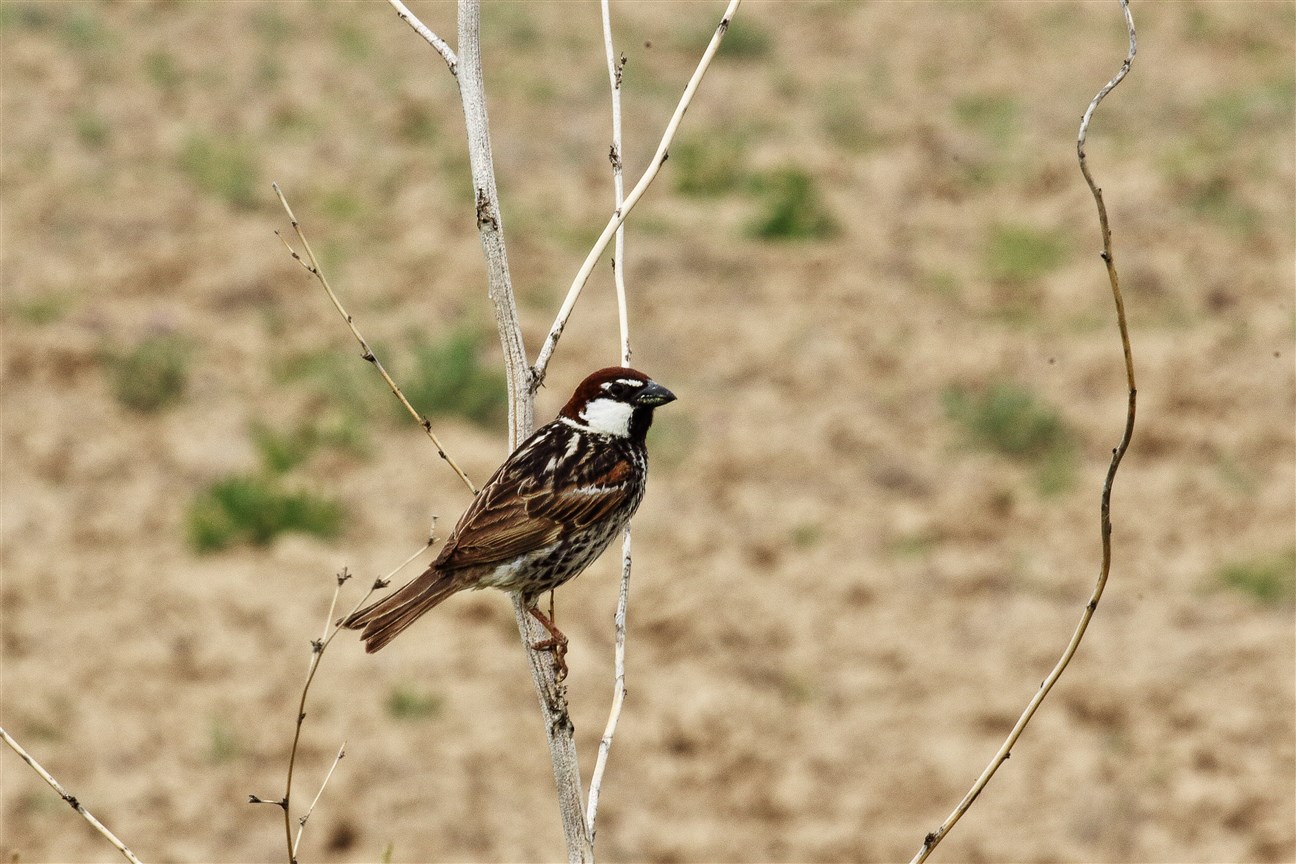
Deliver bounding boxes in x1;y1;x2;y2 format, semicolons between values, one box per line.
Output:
341;366;676;662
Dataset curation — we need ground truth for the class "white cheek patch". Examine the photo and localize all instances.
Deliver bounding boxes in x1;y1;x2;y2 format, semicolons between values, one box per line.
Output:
579;397;634;437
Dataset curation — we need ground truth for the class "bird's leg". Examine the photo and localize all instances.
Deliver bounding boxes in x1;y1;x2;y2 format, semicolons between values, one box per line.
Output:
527;601;569;681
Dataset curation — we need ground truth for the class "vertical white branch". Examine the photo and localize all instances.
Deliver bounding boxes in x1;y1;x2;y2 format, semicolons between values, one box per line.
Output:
454;1;533;439
531;0;743;387
603;3;631;367
586;0;631;841
452;2;591;860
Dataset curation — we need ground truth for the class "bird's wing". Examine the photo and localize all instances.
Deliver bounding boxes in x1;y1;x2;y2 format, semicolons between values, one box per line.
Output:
434;424;637;571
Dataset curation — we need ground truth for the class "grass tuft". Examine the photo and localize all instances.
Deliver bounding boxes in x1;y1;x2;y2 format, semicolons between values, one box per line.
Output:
944;381;1076;494
673;138;747;198
985;223;1069;284
718;21;772;60
402;328;507;428
188;475;342;552
144;50;183;92
747;168;839;241
110;335;190;413
954;93;1020;145
1218;548;1296;607
386;685;444;721
74;110;109;148
208;717;241;763
252;417;368;475
179;134;261;210
14;294;70;325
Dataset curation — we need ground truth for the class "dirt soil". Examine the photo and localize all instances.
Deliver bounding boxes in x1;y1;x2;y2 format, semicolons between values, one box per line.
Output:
3;2;1294;862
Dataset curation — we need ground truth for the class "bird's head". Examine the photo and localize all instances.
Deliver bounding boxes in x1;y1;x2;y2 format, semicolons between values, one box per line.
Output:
559;367;676;439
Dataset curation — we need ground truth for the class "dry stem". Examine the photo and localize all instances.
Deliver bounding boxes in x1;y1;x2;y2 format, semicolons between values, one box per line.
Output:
909;2;1138;861
292;742;346;859
251;538;433;864
377;2;741;857
1;726;145;864
449;0;589;857
272;183;477;496
586;0;632;840
531;0;743;389
387;0;457;74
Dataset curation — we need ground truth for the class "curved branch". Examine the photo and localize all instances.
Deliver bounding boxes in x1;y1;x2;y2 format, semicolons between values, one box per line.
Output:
910;2;1138;861
388;0;457;74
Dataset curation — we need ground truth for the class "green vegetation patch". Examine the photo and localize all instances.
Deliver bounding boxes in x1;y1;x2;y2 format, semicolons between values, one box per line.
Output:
386;685;444;721
673;137;748;198
188;474;342;552
179;133;261;211
944;381;1076;495
402;328;507;428
954;93;1021;145
110;334;191;413
985;223;1069;284
13;294;71;325
1218;548;1296;607
746;168;839;241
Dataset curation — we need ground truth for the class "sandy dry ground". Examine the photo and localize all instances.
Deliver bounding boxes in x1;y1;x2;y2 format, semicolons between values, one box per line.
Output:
2;2;1294;862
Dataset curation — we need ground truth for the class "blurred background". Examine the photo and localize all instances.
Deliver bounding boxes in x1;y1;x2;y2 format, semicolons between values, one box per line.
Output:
2;1;1293;861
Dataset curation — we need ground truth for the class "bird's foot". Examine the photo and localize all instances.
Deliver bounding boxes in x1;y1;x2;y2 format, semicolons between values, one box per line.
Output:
527;603;569;682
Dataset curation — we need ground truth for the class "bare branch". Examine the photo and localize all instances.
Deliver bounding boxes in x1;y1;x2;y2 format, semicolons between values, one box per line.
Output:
909;3;1138;861
291;743;347;859
451;2;587;858
602;0;631;368
256;539;433;864
272;183;478;496
454;3;533;438
587;0;632;840
387;0;457;74
587;527;632;840
1;726;145;864
531;0;743;388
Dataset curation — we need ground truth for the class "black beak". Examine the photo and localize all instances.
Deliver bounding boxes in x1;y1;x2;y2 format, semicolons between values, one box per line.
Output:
634;380;676;407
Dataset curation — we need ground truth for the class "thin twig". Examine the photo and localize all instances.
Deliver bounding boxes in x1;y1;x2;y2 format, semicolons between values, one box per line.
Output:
387;0;457;74
587;529;633;840
909;3;1137;861
251;536;434;864
272;182;477;496
1;726;145;864
603;0;631;367
531;0;742;389
586;0;632;841
291;742;347;859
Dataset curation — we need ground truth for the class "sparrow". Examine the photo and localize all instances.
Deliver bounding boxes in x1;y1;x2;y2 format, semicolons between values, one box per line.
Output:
341;367;676;667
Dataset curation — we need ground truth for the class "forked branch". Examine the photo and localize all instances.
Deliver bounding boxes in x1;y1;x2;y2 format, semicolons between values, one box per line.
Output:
375;2;742;858
250;538;434;864
531;0;743;389
910;2;1138;861
388;0;457;74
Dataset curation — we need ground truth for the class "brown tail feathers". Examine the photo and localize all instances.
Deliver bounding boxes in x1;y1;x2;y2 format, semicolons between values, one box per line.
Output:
339;567;460;653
